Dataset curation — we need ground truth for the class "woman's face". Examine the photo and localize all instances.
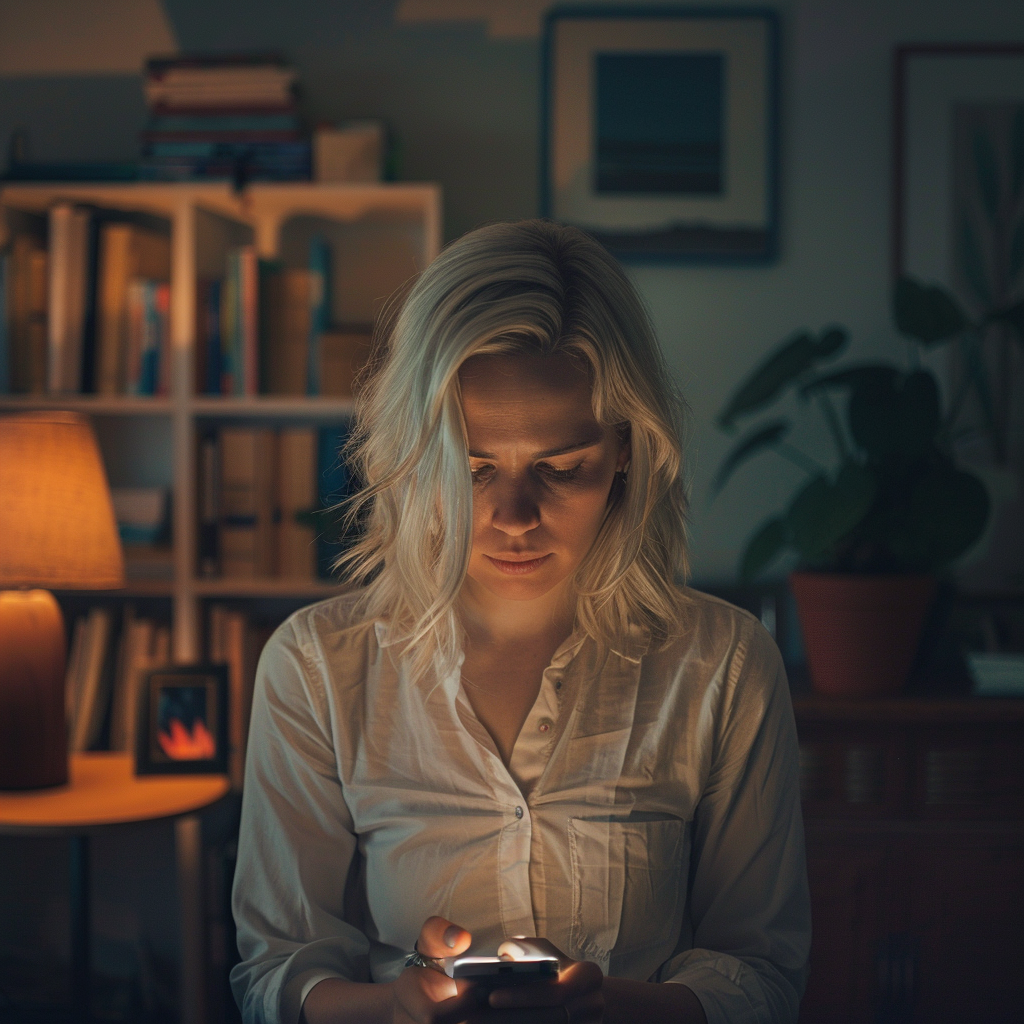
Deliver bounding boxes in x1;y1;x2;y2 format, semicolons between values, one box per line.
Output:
459;351;629;605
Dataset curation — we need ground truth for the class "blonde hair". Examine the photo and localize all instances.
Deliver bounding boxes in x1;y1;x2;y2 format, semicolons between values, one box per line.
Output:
338;220;689;678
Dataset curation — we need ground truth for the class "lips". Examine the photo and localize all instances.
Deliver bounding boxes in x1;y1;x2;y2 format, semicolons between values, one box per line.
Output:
485;553;553;575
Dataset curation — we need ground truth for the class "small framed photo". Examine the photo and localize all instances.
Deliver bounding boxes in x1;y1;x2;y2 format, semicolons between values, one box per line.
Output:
135;666;229;776
541;7;780;261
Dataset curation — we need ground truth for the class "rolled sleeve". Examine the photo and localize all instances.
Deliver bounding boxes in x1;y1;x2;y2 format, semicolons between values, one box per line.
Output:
660;625;810;1024
230;620;370;1024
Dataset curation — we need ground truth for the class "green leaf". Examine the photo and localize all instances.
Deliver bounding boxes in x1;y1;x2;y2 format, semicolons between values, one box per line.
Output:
1013;107;1024;200
893;277;968;344
710;419;790;498
739;516;788;581
959;219;992;308
889;462;991;570
718;328;849;428
1009;218;1024;287
786;463;877;561
718;332;815;428
973;126;1001;227
816;326;848;358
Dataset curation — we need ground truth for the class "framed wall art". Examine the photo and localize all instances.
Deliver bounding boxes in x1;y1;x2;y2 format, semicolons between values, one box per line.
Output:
541;7;779;261
893;43;1024;294
135;665;229;776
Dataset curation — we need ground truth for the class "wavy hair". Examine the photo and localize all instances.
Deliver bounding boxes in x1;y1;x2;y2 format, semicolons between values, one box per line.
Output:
337;219;689;679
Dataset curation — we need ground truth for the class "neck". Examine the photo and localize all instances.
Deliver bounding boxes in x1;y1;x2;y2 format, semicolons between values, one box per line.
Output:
457;577;576;648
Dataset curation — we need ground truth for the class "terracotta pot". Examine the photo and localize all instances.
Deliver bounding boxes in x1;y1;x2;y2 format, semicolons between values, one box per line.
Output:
789;572;937;698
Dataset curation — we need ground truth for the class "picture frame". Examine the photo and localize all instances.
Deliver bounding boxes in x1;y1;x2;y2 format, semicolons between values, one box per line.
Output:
892;43;1024;288
135;665;229;776
540;7;779;262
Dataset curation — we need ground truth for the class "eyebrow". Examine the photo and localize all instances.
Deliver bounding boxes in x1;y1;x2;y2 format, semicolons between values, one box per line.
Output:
467;434;604;460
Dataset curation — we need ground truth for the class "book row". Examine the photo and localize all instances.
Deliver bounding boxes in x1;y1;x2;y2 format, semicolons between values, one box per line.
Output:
0;207;370;397
197;422;359;581
0;206;171;395
63;602;274;790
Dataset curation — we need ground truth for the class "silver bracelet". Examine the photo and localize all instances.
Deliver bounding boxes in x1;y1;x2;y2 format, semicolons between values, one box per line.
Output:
404;949;446;973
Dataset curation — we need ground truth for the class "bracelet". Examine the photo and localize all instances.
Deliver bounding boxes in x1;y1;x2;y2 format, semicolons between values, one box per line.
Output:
404;948;447;973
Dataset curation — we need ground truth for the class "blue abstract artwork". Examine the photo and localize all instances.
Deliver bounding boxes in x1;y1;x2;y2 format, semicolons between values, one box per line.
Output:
595;52;725;195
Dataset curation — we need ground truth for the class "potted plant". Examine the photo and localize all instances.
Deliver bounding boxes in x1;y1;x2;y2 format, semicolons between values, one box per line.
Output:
711;280;1009;696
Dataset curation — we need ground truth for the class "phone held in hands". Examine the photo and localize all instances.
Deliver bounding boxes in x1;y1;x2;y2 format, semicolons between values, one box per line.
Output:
445;954;559;989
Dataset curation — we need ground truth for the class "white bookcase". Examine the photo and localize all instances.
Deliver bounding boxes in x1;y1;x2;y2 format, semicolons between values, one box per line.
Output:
0;181;443;662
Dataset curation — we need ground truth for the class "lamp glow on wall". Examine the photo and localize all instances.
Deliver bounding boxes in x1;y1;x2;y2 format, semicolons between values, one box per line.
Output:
0;411;124;790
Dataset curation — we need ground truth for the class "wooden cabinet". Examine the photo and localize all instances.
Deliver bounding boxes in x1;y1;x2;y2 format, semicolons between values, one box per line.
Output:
795;697;1024;1024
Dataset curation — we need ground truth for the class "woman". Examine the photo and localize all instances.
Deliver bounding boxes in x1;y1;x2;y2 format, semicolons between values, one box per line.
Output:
231;221;810;1024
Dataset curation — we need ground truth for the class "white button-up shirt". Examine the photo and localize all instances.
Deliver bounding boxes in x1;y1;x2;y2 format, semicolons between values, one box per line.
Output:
230;588;810;1024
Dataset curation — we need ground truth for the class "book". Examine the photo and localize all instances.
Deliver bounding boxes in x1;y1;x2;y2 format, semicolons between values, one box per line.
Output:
124;280;170;395
195;278;222;394
0;251;8;393
261;265;314;395
46;204;91;393
69;607;114;752
320;328;372;397
8;235;48;393
219;427;277;577
277;428;318;578
307;237;332;395
96;222;171;394
64;615;89;730
197;430;220;577
209;605;264;790
221;247;258;395
317;422;354;578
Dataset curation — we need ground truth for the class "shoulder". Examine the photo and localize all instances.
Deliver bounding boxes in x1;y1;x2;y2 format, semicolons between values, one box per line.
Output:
643;586;785;706
258;588;385;710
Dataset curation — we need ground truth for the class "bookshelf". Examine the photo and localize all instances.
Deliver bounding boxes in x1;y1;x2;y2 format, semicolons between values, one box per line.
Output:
0;181;443;664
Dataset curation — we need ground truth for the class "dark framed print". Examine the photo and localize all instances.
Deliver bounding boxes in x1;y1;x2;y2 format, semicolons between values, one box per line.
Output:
541;7;779;261
892;44;1024;289
135;665;229;775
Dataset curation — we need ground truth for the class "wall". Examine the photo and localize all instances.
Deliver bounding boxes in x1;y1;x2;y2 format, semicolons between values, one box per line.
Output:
3;0;1024;581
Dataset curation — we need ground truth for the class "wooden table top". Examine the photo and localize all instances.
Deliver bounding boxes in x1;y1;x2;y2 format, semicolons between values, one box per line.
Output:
0;752;230;834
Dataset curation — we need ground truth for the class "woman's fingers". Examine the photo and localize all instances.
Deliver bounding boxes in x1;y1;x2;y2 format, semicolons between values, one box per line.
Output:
417;916;472;958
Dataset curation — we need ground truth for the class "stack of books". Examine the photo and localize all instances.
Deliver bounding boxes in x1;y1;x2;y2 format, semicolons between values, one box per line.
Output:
139;54;311;182
197;422;358;581
0;205;171;395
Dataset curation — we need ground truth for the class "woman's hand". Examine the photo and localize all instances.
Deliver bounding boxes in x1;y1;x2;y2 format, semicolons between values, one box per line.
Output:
481;936;605;1023
388;916;480;1024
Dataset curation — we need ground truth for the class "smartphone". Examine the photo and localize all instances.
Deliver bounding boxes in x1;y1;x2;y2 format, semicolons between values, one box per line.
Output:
445;954;559;989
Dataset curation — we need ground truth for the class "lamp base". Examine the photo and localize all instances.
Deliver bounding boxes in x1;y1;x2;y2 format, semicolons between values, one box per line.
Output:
0;590;68;790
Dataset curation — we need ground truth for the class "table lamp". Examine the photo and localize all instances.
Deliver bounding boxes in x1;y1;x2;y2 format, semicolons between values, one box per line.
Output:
0;411;125;790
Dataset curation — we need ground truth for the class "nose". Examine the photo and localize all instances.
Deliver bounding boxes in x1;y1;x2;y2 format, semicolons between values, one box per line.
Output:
489;476;541;536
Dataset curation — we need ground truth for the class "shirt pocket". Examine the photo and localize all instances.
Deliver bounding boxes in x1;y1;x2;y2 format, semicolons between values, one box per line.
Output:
567;816;688;965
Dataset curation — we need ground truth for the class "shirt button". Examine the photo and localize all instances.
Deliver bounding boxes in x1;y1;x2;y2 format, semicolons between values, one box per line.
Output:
538;718;553;733
515;806;524;819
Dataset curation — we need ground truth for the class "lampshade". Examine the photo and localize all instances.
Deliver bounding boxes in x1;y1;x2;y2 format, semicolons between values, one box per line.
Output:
0;411;125;589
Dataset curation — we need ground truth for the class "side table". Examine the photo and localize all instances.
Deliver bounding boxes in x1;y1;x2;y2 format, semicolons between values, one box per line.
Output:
0;752;230;1023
